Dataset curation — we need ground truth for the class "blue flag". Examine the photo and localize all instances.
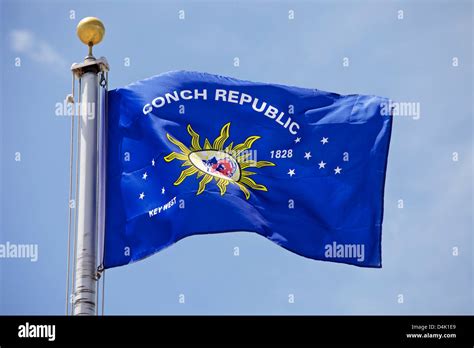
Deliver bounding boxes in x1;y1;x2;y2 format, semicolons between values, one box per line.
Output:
104;71;392;268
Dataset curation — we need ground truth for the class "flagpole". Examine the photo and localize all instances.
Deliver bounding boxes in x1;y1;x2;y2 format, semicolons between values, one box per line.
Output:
71;17;109;315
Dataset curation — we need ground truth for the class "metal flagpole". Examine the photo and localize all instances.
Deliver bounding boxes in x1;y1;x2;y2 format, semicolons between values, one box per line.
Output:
71;17;109;316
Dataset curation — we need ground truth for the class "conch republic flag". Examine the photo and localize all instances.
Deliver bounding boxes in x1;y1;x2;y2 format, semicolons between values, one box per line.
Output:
103;71;392;268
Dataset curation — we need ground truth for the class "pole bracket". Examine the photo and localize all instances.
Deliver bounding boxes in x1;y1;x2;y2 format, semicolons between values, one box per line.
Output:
71;57;109;79
94;264;105;281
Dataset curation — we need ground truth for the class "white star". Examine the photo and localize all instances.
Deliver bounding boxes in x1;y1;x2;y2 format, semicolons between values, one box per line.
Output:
304;152;312;160
334;166;342;174
321;137;329;145
139;192;145;199
294;137;301;144
318;161;326;169
161;187;165;194
142;172;148;180
288;169;296;177
151;159;155;166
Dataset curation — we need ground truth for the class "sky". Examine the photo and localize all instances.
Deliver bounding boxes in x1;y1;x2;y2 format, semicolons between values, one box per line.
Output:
0;0;472;315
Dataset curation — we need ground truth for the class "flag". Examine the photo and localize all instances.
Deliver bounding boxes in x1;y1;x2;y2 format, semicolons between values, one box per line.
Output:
103;71;392;268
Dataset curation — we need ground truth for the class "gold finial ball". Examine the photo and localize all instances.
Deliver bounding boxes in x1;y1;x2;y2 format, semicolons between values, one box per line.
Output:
77;17;105;47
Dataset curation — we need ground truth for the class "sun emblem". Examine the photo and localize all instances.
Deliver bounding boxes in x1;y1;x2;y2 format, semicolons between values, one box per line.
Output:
164;122;275;199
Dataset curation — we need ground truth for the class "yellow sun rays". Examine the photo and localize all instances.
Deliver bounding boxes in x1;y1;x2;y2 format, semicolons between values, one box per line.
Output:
164;123;275;199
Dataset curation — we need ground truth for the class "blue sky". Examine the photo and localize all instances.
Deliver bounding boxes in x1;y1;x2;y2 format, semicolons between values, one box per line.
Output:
0;0;472;314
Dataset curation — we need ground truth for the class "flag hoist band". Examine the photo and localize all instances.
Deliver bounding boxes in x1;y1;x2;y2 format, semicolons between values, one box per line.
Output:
65;17;108;316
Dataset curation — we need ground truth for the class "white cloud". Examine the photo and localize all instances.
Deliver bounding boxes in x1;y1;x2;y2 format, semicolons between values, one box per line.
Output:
10;29;67;68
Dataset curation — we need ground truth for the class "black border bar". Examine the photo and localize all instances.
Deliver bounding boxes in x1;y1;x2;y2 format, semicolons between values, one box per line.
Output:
0;315;472;346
